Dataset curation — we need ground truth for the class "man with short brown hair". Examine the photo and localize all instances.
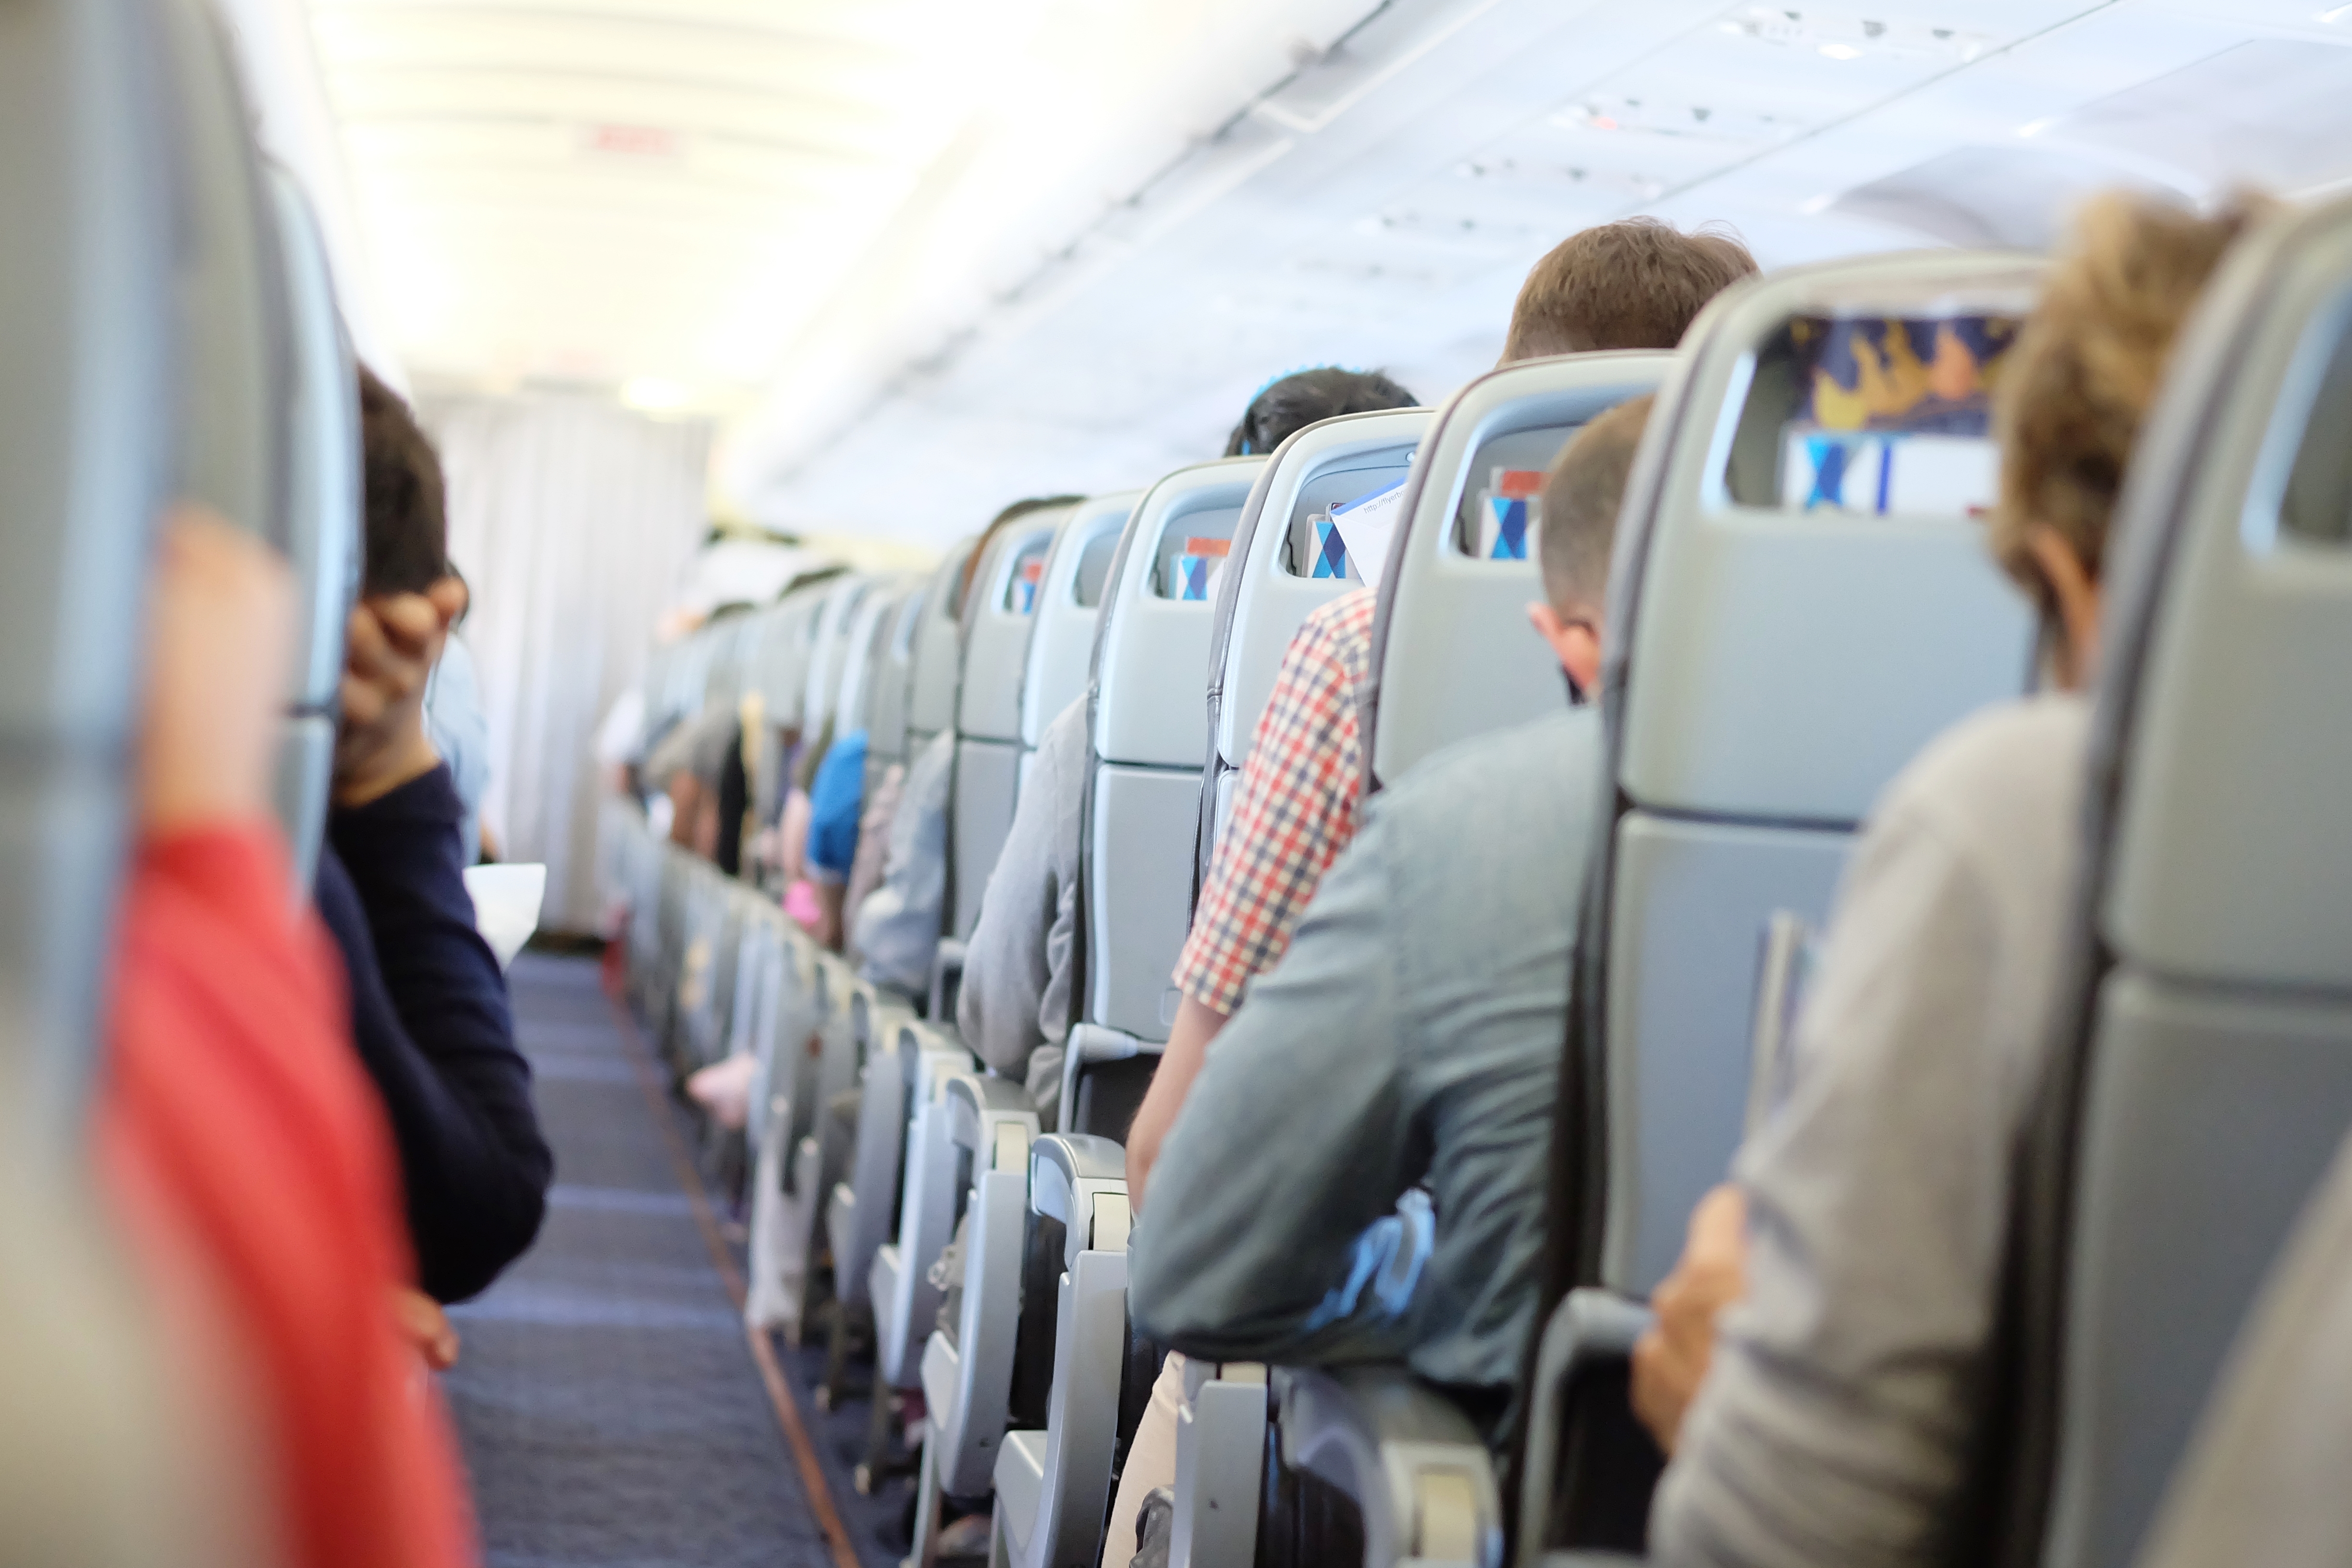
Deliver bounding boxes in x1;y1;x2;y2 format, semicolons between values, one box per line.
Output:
1503;218;1759;363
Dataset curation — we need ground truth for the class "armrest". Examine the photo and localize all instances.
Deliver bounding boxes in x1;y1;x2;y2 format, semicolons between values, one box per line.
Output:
928;936;967;1020
1515;1289;1661;1566
1028;1134;1131;1262
944;1072;1039;1171
1059;1023;1164;1136
1276;1365;1503;1568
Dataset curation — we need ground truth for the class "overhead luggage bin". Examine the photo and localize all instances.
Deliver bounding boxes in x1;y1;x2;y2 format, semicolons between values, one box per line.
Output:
1199;406;1430;885
1992;194;2352;1568
1518;250;2045;1561
1363;351;1672;795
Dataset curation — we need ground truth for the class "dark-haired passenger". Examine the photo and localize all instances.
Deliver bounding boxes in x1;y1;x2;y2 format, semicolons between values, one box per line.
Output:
955;369;1419;1119
318;367;552;1305
1128;395;1654;1441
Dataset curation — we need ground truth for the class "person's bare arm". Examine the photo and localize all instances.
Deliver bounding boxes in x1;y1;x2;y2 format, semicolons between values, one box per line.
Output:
1631;1184;1748;1454
1125;994;1228;1212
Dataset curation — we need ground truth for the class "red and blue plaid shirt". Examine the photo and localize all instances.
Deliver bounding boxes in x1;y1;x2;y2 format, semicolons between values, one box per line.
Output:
1175;587;1378;1015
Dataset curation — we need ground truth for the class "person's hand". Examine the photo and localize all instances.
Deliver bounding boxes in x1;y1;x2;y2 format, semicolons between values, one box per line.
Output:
1631;1183;1749;1456
138;508;297;837
392;1286;460;1372
333;575;465;808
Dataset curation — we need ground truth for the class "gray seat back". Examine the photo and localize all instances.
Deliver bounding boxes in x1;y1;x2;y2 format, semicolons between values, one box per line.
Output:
1197;409;1429;892
838;579;915;739
2002;195;2352;1568
1022;492;1138;753
1083;457;1265;1039
803;575;874;744
907;537;980;753
2;0;177;1141
952;513;1070;938
263;168;360;891
1364;353;1672;794
1584;254;2043;1297
870;580;930;768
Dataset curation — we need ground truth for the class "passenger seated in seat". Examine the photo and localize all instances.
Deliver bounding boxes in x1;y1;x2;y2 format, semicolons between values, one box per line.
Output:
1631;192;2272;1568
1127;394;1655;1441
954;369;1420;1115
104;506;477;1568
849;494;1079;1001
1224;366;1416;456
1104;220;1756;1568
1124;220;1758;1210
314;369;553;1305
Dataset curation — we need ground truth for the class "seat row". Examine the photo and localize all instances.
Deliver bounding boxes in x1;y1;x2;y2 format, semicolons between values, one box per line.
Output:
610;199;2352;1568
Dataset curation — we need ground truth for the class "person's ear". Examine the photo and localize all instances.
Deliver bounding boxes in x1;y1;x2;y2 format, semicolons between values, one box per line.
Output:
1528;601;1604;698
2022;527;2103;691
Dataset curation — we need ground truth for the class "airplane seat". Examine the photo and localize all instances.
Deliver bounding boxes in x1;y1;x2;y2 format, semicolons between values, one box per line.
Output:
908;1072;1040;1562
868;579;931;788
1989;195;2352;1568
0;0;311;1555
992;1135;1132;1568
1516;252;2046;1563
1361;352;1673;798
1236;365;1668;1568
951;509;1073;941
1019;492;1139;794
907;536;982;756
1195;407;1431;894
747;942;849;1336
867;1022;985;1461
1085;456;1266;1053
261;167;360;893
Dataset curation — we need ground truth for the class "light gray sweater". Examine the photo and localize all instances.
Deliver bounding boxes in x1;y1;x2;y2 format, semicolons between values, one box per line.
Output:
1654;694;2091;1568
956;698;1088;1118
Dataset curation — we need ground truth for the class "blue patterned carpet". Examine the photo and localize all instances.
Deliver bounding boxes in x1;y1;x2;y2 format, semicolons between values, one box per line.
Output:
444;953;863;1568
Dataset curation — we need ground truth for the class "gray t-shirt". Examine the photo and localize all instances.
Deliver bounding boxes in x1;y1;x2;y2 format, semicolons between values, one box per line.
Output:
851;727;953;999
1654;694;2091;1568
1130;707;1601;1404
956;697;1087;1120
2136;1127;2352;1568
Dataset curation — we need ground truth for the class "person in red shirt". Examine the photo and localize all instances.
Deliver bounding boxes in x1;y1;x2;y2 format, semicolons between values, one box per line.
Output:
99;507;476;1568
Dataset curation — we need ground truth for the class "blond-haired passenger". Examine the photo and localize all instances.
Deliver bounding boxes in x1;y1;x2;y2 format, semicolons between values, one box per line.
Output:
1634;192;2275;1568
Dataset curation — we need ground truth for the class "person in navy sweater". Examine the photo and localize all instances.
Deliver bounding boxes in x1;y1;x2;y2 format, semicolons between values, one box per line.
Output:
315;369;552;1305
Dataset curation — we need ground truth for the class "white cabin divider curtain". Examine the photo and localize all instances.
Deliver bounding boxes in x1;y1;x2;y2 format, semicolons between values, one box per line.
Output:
437;396;711;933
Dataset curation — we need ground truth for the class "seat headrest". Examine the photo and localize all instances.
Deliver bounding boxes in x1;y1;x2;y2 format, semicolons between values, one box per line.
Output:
907;534;980;740
958;509;1071;743
1211;408;1431;772
1367;352;1673;790
1609;253;2046;824
2094;196;2352;991
1093;457;1266;770
1022;492;1138;749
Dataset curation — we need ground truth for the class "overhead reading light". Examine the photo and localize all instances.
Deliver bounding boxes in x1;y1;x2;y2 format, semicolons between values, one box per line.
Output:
622;377;691;414
2016;116;2058;138
1819;42;1862;60
1799;191;1838;214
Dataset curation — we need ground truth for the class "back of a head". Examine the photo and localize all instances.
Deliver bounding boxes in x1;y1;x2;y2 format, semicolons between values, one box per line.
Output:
958;494;1085;617
1503;219;1759;364
1990;189;2273;609
1538;394;1655;617
1223;367;1419;457
357;366;449;596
